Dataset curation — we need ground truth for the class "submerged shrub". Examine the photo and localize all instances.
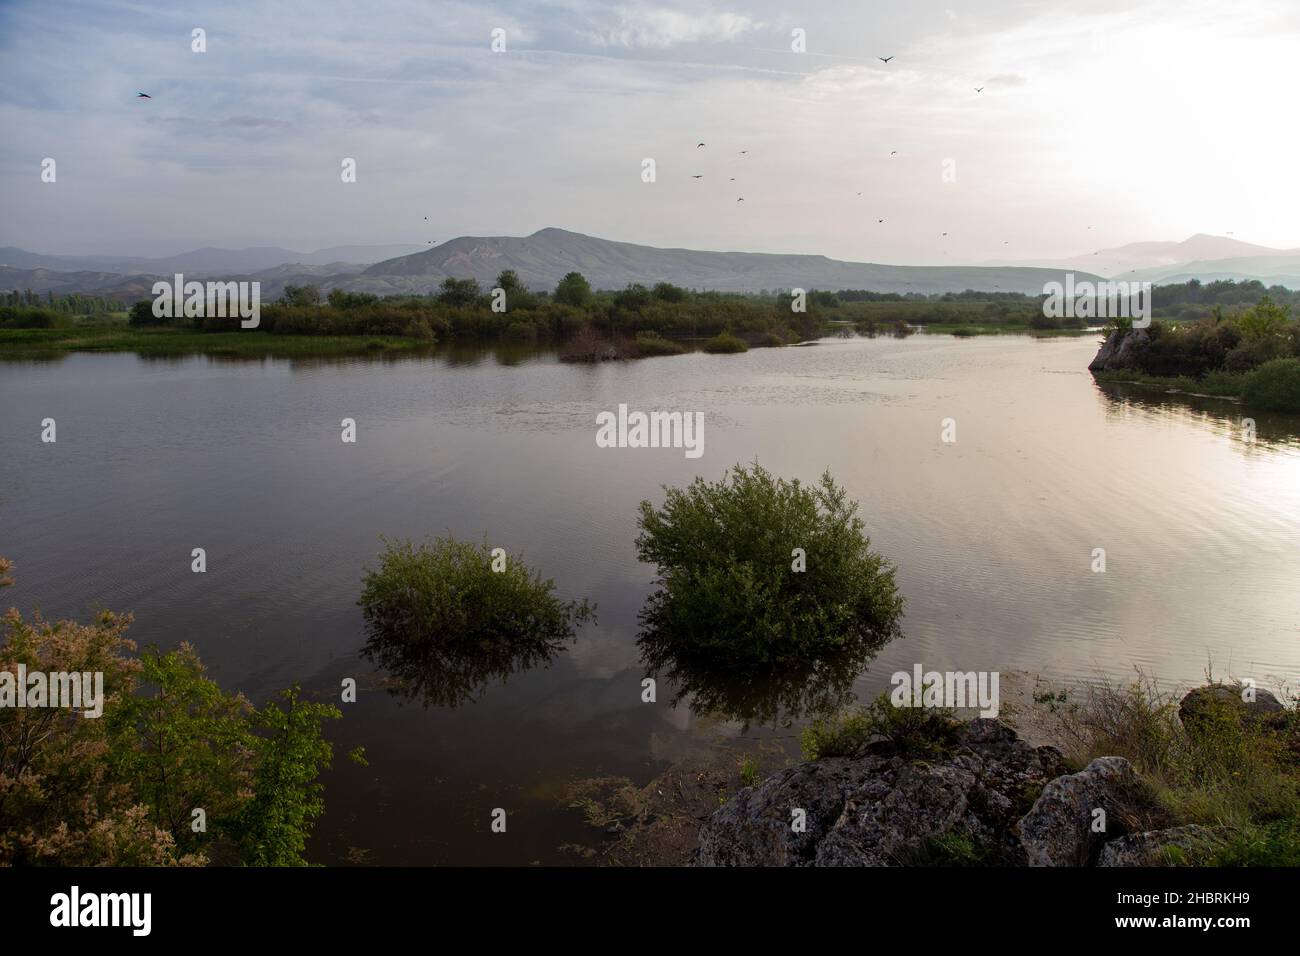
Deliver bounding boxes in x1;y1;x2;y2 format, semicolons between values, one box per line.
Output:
702;330;748;353
358;538;594;707
635;465;904;724
632;331;685;356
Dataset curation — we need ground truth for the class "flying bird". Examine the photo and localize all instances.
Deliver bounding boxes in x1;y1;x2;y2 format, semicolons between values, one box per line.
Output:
739;150;748;154
974;87;984;93
737;197;745;202
877;219;885;224
696;142;706;149
890;150;897;155
692;175;703;179
136;92;151;98
879;56;894;64
729;177;735;181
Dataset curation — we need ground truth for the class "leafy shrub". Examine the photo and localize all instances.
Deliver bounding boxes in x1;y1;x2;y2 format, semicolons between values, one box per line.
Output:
358;538;594;707
0;559;339;866
801;692;958;760
702;330;748;353
1241;358;1300;412
632;332;685;356
635;465;904;725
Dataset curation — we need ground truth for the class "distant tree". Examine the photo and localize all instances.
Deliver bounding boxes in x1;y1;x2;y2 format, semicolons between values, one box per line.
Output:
437;277;481;308
327;289;378;310
280;284;321;307
496;269;524;294
652;282;687;303
129;299;167;326
613;283;652;312
554;272;593;307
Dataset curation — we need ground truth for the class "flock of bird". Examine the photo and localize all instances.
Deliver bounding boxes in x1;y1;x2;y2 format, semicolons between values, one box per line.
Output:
135;56;1128;256
681;57;990;225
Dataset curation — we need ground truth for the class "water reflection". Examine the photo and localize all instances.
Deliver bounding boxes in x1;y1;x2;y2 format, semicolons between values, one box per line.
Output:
637;611;900;728
1093;380;1300;447
361;619;570;709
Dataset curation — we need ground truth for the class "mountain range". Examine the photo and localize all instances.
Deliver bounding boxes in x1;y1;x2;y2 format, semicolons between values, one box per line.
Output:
1;229;1294;304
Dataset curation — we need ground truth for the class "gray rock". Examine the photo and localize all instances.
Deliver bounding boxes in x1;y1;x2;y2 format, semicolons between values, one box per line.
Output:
695;718;1064;867
1098;824;1220;866
1178;683;1286;731
1018;756;1139;866
1088;328;1150;371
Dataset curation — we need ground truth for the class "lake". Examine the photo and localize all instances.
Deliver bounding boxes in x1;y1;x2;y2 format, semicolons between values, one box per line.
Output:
2;333;1298;864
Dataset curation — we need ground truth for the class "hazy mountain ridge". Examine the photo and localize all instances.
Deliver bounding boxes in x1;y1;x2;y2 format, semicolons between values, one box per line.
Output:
359;227;1094;295
984;234;1300;283
24;227;1300;303
0;244;425;276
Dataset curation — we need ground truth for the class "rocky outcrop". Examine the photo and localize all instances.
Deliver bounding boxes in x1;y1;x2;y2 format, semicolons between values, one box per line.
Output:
1088;328;1150;371
1178;683;1286;731
1017;756;1145;866
695;719;1069;866
1097;825;1221;866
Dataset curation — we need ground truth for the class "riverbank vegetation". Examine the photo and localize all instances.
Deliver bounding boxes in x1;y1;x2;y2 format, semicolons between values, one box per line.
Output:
0;558;347;866
1094;294;1300;411
1053;677;1300;866
0;272;1108;356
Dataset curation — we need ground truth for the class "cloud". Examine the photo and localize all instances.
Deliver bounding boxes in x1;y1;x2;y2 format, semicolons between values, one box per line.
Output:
580;7;763;48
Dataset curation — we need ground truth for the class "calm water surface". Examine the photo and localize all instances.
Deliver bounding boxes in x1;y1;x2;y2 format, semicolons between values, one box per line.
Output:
2;334;1299;863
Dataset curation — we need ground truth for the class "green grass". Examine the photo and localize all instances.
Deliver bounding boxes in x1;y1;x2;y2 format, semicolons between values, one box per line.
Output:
0;322;430;357
1053;676;1300;865
921;323;1094;337
1092;369;1254;401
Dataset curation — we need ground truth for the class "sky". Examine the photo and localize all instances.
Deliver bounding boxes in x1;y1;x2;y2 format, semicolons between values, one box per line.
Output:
2;0;1299;264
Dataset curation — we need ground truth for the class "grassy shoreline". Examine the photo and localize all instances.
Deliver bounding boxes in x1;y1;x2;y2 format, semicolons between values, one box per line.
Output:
0;319;1095;358
1092;369;1250;402
0;324;431;357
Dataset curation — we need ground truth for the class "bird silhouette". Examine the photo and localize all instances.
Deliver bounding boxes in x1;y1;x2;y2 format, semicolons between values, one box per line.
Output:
879;56;893;64
692;175;703;179
974;87;984;93
696;142;706;149
739;150;748;154
877;219;885;223
737;197;744;202
890;150;897;155
136;92;151;98
729;177;735;181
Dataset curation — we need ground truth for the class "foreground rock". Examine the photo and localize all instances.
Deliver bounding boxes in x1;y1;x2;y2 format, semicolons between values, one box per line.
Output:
1018;756;1145;866
695;719;1069;866
1098;825;1222;866
1178;683;1286;731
